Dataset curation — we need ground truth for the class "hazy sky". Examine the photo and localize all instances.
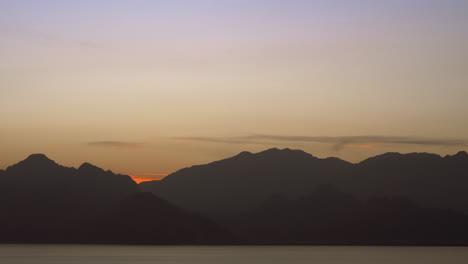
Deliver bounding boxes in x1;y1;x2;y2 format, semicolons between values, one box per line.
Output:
1;0;468;178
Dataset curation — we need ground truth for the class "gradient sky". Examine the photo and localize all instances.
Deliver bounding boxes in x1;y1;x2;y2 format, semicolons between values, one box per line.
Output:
1;0;468;178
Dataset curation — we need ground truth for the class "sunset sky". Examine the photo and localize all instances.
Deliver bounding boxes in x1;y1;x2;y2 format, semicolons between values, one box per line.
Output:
1;0;468;179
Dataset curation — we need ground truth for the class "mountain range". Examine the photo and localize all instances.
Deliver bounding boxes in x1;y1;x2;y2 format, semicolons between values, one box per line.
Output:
1;149;468;245
0;154;233;244
141;148;468;214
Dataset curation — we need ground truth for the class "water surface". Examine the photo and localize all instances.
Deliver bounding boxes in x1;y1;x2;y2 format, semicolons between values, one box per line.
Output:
0;245;467;264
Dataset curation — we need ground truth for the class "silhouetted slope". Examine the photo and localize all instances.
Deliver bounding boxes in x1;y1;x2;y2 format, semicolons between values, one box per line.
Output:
74;162;138;204
140;148;468;244
345;151;468;212
93;192;235;244
0;154;138;243
0;154;138;209
3;151;468;245
0;154;232;244
233;185;468;245
141;148;351;213
141;149;468;214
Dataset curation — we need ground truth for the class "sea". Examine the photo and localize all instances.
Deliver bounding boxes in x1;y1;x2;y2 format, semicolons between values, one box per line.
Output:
0;245;467;264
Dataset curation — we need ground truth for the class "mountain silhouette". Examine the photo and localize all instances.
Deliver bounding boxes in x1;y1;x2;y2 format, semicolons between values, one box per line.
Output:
0;154;232;244
232;185;468;245
346;150;468;212
93;192;235;244
140;148;352;213
0;154;138;209
2;151;468;245
141;148;468;215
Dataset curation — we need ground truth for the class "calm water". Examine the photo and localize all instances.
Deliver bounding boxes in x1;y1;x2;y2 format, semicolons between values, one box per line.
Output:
0;245;467;264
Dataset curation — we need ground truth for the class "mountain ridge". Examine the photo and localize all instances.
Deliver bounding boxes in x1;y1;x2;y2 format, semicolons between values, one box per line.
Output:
141;148;468;214
1;151;468;245
0;154;234;244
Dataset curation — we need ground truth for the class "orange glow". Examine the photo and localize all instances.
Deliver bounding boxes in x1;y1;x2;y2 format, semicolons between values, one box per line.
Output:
129;173;169;184
131;176;164;184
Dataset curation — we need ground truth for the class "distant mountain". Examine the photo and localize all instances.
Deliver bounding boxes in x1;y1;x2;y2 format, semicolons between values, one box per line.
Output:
141;148;468;214
0;154;138;208
0;154;232;244
3;151;468;245
232;185;468;245
346;151;468;212
140;148;352;213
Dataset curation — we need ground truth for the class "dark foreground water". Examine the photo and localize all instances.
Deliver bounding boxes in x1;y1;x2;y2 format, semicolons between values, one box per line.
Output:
0;245;467;264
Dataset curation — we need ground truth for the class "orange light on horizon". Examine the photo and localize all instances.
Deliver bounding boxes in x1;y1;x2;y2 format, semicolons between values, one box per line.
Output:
131;176;164;184
129;172;169;184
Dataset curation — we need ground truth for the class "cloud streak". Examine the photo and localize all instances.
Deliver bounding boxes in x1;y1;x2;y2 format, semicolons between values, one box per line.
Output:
172;137;276;145
87;141;148;149
173;135;467;150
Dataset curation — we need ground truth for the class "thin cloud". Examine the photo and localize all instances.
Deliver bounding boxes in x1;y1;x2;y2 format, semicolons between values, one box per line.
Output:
251;135;466;150
87;141;148;149
172;137;278;146
174;135;467;150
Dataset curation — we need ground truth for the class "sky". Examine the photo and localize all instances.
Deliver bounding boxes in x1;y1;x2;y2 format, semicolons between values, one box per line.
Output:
1;0;468;180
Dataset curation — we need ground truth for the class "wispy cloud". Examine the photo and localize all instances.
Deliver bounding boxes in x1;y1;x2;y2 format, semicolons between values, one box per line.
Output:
251;135;466;150
173;135;467;150
87;141;148;149
172;137;276;145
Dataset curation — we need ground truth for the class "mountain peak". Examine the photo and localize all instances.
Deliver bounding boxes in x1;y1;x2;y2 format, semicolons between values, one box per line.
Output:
19;154;57;167
444;151;468;160
259;148;281;154
78;162;104;173
360;152;445;166
258;148;304;154
232;151;253;159
256;148;315;159
5;154;62;175
25;153;52;162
